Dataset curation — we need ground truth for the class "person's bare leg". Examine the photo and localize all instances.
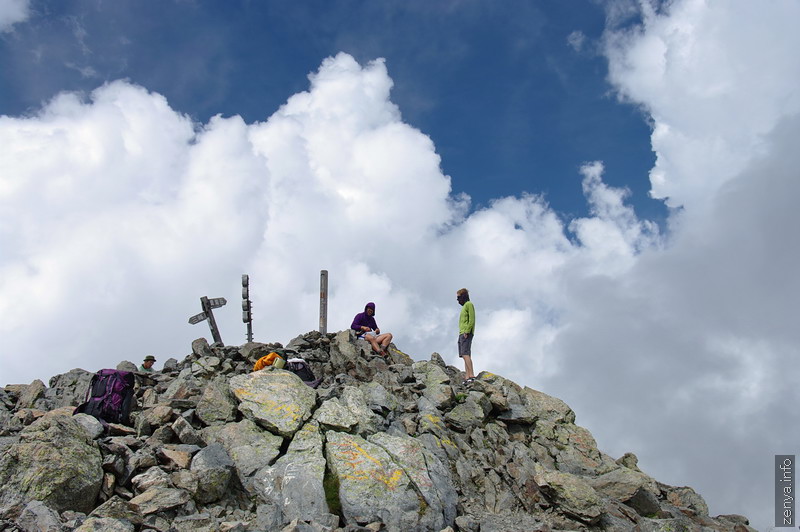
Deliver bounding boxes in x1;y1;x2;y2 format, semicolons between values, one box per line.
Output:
366;336;382;353
463;355;475;380
378;333;393;350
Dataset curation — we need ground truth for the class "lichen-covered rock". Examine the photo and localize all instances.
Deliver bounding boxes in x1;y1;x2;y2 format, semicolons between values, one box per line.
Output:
522;386;575;424
340;385;382;436
589;467;659;502
313;396;358;431
202;419;283;485
190;443;234;504
47;369;94;408
16;379;46;410
533;464;603;524
444;391;491;430
230;369;316;437
664;485;710;516
413;361;455;410
253;421;328;524
0;414;102;515
196;376;237;425
325;431;421;531
75;516;136;531
368;432;458;529
129;487;191;515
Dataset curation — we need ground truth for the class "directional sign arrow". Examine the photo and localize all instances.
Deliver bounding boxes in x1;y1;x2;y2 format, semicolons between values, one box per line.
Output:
208;297;227;309
188;312;208;325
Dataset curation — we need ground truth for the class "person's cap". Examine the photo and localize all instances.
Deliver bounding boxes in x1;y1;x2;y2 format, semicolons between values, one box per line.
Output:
144;355;156;362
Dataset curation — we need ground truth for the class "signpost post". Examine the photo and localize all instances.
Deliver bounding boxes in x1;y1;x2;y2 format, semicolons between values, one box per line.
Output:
188;296;226;345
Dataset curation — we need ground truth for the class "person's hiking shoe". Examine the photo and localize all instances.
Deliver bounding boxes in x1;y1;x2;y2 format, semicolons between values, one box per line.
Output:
464;377;476;386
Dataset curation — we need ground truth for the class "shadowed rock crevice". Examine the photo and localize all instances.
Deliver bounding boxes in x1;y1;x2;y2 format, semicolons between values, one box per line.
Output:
0;330;756;532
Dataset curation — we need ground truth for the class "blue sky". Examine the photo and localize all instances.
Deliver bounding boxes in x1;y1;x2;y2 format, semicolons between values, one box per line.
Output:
0;0;661;221
2;2;799;531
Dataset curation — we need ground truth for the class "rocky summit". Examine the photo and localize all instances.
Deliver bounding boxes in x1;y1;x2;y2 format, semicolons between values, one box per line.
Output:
0;331;754;532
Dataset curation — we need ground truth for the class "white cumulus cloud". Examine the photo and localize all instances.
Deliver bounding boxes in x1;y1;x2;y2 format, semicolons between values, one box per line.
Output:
0;0;29;32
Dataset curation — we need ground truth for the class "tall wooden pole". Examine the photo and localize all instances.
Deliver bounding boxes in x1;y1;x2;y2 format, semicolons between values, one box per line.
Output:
319;270;328;334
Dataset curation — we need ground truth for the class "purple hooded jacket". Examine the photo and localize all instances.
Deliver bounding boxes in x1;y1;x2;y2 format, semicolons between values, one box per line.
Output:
351;302;378;335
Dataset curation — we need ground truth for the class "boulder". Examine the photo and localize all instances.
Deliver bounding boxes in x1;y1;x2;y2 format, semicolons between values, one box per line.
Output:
202;418;283;484
369;432;458;529
196;376;237;425
533;464;603;524
252;421;329;524
325;431;421;530
16;380;46;410
15;500;63;532
0;414;102;515
230;369;316;437
47;369;94;408
129;487;191;515
313;397;358;431
190;443;234;504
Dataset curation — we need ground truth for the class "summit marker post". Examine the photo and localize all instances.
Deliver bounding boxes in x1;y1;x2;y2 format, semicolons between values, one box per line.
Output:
319;270;328;334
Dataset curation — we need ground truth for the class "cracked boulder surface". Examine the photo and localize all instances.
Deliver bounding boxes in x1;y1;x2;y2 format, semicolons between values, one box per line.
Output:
0;330;756;532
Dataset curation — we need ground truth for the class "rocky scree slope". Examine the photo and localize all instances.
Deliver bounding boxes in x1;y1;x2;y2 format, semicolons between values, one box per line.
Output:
0;330;755;532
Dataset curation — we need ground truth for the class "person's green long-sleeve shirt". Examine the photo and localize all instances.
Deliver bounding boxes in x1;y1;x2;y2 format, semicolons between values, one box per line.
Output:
459;301;475;334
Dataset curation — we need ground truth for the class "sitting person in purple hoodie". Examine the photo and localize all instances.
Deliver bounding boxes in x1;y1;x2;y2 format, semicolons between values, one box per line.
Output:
351;302;393;356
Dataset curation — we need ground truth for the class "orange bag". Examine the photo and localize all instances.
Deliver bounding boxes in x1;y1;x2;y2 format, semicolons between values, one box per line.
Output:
253;352;284;371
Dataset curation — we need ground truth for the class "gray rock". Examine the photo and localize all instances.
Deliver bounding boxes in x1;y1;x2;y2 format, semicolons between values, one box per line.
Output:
664;485;709;516
414;360;455;410
368;432;458;529
162;358;179;372
444;391;491;430
90;495;142;525
626;487;661;517
202;419;283;484
16;380;46;410
522;386;575;424
15;500;63;532
341;386;382;436
192;338;214;358
116;361;137;373
589;467;659;502
131;466;172;493
47;369;94;408
533;463;603;524
196;376;237;425
74;516;135;531
313;397;358;431
360;381;398;415
325;431;421;530
73;413;105;439
172;416;203;445
190;443;234;504
0;414;102;514
172;512;217;532
253;421;328;523
230;370;316;437
192;356;222;379
128;487;191;515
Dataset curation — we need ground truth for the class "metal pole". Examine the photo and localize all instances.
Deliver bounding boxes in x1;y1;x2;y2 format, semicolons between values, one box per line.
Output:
201;296;224;345
319;270;328;334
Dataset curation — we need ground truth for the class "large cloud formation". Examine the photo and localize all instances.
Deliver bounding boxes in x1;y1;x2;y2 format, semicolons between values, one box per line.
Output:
1;1;797;528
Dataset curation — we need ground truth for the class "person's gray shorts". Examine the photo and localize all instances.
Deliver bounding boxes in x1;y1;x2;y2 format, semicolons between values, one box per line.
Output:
458;333;473;358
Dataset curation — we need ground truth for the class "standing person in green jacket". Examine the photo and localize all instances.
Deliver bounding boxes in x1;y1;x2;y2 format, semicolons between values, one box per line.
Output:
457;288;476;384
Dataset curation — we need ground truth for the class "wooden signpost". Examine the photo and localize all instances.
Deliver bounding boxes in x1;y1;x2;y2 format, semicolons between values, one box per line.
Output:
188;296;226;345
